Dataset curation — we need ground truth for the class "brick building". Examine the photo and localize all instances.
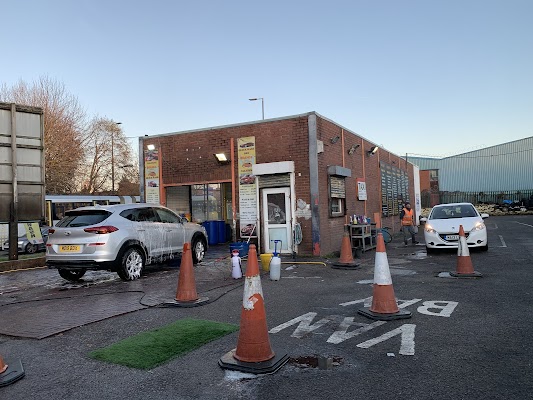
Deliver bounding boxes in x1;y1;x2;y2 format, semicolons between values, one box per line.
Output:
140;112;420;256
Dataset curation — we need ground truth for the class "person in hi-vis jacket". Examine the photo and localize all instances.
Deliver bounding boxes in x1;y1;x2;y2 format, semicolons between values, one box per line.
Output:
400;202;419;246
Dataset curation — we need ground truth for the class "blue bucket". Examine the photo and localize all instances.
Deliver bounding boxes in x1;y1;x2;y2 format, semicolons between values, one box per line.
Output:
230;242;249;257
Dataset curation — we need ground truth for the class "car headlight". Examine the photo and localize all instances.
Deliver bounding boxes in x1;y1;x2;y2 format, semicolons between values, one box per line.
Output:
424;223;436;233
471;221;486;231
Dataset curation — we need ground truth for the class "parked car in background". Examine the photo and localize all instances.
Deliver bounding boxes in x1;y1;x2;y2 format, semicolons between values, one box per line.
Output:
46;204;208;282
2;227;49;254
420;202;489;253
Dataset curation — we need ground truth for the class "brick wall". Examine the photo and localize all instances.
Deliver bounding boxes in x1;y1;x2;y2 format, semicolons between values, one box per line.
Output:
315;116;416;256
147;113;416;256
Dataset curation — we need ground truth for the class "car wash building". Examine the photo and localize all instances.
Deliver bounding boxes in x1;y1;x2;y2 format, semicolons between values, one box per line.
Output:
139;112;420;256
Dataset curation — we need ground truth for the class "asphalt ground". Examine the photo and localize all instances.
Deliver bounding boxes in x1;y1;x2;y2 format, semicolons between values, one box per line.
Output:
0;215;532;399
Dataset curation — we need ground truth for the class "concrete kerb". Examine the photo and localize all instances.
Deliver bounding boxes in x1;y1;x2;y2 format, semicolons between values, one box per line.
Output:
0;256;46;273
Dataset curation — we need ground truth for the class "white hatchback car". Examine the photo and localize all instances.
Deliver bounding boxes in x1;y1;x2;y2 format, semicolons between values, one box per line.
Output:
421;202;489;253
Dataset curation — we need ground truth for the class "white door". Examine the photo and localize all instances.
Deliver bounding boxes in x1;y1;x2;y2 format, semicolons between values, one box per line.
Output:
262;188;292;254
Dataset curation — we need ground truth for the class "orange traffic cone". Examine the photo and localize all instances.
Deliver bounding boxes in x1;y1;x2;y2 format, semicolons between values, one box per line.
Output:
219;244;288;374
332;226;360;269
166;242;209;307
358;232;412;320
0;353;25;387
0;355;6;374
450;225;482;278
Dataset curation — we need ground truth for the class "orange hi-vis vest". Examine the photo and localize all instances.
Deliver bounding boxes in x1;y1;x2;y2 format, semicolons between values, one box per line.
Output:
401;208;414;226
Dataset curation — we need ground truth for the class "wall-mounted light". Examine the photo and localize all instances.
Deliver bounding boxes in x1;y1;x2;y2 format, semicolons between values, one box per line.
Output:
330;135;340;144
214;153;230;164
348;144;360;155
147;144;155;151
367;146;379;155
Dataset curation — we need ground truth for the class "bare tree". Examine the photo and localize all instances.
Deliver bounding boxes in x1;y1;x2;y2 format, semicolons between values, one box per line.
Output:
80;117;139;194
0;76;86;193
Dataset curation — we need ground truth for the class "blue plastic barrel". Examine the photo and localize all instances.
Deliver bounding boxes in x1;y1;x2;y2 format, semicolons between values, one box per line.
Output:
230;242;249;257
217;221;226;244
202;221;218;246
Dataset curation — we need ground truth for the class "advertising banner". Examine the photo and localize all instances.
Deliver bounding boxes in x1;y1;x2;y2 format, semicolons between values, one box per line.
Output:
145;149;160;204
23;222;43;244
237;137;257;237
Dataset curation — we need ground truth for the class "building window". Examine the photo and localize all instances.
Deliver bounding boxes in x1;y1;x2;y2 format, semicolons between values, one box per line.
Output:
329;176;346;217
191;183;223;222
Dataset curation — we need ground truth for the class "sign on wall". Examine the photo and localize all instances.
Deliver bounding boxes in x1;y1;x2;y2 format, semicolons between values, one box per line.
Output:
238;137;257;237
357;178;367;200
144;149;160;204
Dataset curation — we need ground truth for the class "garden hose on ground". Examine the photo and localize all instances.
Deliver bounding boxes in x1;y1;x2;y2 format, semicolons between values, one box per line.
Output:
281;261;327;267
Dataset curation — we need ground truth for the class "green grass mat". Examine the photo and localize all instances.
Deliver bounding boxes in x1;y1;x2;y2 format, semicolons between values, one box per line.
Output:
89;318;239;369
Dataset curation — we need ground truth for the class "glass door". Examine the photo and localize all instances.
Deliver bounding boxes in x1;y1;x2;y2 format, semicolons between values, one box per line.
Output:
262;188;291;253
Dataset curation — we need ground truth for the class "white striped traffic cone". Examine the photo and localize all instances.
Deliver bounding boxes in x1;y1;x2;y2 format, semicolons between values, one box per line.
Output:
450;225;482;278
358;232;412;320
219;244;289;374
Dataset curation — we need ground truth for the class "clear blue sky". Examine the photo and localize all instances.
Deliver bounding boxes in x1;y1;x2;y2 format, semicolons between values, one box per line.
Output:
3;0;532;158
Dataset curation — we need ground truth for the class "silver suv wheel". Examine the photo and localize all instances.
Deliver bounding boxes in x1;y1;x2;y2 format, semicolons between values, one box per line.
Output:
192;238;206;264
118;247;145;281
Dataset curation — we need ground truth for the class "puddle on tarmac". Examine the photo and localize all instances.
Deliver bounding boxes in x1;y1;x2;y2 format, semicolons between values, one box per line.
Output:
390;268;416;276
406;250;428;260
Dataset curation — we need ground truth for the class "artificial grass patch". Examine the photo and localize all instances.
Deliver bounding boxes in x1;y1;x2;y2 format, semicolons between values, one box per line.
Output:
89;318;238;369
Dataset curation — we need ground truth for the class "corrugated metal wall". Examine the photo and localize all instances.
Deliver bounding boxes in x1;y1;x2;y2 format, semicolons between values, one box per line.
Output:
408;137;533;192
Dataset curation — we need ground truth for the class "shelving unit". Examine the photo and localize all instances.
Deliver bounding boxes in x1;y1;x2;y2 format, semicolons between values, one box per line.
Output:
348;224;376;252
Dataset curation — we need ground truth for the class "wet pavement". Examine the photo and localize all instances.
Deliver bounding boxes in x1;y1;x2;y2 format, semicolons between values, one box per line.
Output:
0;241;423;339
7;227;532;400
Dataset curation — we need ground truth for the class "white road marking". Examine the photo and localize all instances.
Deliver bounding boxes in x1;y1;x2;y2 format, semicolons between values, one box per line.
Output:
357;324;416;356
269;312;332;338
326;318;386;344
417;301;458;317
513;221;533;228
339;298;422;308
398;299;423;309
339;297;372;307
499;235;507;247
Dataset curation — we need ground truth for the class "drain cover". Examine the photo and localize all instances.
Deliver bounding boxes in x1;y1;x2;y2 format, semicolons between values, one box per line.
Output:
289;355;343;370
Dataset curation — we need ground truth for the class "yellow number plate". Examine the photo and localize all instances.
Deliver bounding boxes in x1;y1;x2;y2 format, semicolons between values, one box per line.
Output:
59;245;81;253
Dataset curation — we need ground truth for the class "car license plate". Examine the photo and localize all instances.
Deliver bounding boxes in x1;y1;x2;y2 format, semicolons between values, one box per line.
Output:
444;235;459;241
59;245;81;253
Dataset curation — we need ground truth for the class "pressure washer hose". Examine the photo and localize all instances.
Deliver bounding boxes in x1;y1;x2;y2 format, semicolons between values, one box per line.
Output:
281;261;327;267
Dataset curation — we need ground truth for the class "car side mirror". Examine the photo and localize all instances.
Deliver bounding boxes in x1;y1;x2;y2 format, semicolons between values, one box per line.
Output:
419;217;427;223
481;213;489;219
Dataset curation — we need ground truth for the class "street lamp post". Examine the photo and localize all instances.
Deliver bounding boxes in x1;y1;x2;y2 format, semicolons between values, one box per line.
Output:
112;122;122;193
249;98;264;120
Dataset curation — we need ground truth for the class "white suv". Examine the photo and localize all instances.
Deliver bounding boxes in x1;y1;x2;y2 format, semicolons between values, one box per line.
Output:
46;204;208;281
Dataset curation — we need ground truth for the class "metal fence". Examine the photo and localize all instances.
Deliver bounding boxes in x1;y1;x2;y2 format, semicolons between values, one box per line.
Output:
421;190;533;208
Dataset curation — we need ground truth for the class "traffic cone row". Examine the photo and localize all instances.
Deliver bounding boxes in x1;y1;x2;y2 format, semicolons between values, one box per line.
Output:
450;225;482;278
0;353;25;387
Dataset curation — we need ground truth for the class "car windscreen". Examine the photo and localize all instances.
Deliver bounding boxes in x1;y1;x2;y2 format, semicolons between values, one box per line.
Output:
56;210;112;227
430;205;477;219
